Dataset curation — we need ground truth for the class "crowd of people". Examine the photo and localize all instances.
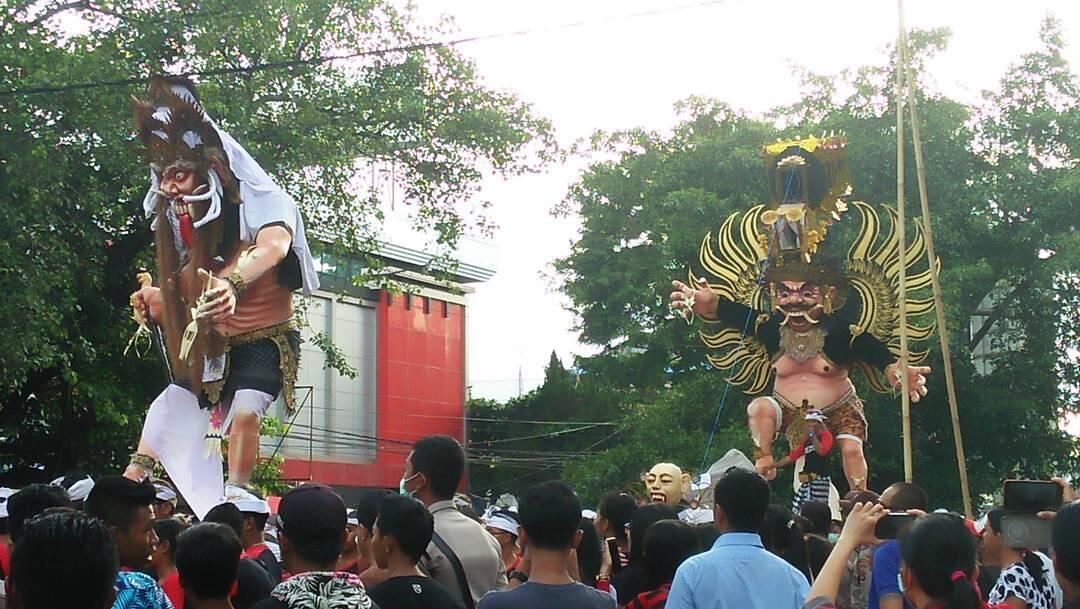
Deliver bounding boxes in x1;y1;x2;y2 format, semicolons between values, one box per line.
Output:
0;435;1078;609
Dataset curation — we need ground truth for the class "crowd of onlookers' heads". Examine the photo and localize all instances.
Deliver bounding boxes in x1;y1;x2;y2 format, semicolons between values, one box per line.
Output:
0;435;1077;609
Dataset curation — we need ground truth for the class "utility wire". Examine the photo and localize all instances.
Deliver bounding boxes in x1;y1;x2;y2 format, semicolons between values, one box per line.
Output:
0;0;727;98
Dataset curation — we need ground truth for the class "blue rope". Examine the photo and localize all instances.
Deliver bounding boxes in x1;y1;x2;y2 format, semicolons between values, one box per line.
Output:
696;252;772;474
697;304;757;473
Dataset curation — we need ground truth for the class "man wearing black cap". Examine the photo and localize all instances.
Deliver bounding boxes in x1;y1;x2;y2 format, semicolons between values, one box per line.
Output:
251;483;378;609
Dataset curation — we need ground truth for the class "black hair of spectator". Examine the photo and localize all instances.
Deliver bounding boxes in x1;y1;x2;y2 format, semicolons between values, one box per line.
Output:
8;483;73;543
900;513;981;609
628;503;679;565
0;518;8;536
713;468;770;531
519;480;582;551
174;523;242;599
1052;501;1080;584
598;492;637;544
410;435;465;500
642;519;700;588
83;476;156;530
374;494;434;564
153;518;187;559
204;502;245;539
759;505;812;582
10;511;118;609
577;516;602;587
883;482;928;511
354;489;391;531
800;501;832;536
985;508;1048;589
693;523;719;550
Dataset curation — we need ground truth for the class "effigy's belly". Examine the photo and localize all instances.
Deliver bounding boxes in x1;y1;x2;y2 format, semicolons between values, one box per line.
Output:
215;280;293;336
773;354;854;407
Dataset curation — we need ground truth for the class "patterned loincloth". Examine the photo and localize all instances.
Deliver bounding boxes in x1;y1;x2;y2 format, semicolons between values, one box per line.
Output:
774;388;867;448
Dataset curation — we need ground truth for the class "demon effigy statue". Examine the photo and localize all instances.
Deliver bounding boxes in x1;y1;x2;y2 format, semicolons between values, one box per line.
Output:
125;77;319;517
669;135;934;491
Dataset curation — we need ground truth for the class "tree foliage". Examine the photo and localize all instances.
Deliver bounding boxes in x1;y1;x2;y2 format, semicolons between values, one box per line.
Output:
552;22;1080;509
0;0;553;480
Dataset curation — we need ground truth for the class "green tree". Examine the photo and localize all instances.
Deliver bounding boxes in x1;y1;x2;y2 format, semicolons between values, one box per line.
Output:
0;0;553;480
555;23;1080;509
466;351;624;499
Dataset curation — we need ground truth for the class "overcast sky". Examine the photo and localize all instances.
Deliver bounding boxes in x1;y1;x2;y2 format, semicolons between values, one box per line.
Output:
405;0;1080;401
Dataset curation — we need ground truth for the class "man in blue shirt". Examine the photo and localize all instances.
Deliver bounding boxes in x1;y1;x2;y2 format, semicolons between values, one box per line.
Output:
666;468;810;609
867;482;927;609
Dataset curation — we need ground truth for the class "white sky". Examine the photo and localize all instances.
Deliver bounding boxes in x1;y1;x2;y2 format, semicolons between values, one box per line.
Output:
410;0;1080;402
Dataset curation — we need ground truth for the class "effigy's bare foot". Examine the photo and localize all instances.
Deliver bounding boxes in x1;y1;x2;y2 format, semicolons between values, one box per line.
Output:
755;454;776;481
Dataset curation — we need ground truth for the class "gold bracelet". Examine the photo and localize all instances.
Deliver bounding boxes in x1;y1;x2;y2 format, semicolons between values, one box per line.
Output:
226;270;248;298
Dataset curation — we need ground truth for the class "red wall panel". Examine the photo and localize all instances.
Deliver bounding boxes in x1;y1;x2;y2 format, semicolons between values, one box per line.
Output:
280;291;466;490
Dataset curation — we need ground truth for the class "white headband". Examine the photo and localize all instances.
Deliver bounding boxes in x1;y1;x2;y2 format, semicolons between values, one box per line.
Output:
484;514;520;536
0;487;13;519
154;484;177;503
804;411;828;423
51;476;95;502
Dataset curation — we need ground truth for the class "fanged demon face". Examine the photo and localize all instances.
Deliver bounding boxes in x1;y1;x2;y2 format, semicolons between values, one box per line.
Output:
775;280;833;333
644;463;687;508
157;162;211;221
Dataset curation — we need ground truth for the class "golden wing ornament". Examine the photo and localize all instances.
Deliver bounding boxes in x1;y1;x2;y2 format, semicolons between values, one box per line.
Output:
844;201;937;392
694;205;774;394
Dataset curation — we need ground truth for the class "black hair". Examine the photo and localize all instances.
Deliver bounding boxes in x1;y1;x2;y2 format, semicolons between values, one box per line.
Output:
985;508;1048;589
355;489;391;531
10;511;118;609
8;484;73;543
713;468;770;531
410;435;465;500
900;513;981;609
83;476;156;531
1052;501;1080;584
153;518;187;559
174;523;242;599
693;523;719;550
800;501;832;536
518;480;582;551
203;502;245;540
628;503;678;565
374;495;433;564
759;505;812;582
642;519;700;588
882;482;928;511
598;493;637;544
576;516;602;587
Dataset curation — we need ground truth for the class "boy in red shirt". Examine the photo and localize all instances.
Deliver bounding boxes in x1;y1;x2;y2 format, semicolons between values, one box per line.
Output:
765;408;834;513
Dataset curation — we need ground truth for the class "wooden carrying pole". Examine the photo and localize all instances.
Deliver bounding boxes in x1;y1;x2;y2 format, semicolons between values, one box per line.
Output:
896;0;973;517
894;4;913;484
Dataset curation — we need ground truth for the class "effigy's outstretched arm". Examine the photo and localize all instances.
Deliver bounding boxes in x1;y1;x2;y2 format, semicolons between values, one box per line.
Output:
851;330;930;402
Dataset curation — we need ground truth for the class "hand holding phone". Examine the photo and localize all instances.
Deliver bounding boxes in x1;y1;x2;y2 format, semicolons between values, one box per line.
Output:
874;512;915;540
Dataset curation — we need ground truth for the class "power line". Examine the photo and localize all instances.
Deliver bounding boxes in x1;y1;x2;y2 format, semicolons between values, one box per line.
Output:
0;0;727;98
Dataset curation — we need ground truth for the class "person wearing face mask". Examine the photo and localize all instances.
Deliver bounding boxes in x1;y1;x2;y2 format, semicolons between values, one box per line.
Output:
401;436;507;609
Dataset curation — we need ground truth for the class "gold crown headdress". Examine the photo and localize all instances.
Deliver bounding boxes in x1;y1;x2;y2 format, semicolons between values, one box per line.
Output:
759;133;851;262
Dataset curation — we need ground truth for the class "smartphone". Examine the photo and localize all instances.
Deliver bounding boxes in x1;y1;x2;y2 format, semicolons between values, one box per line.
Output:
1003;480;1063;513
606;538;622;575
874;512;915;540
1000;513;1052;550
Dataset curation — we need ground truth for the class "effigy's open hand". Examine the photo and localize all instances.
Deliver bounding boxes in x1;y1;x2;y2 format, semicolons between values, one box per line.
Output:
669;277;718;321
196;268;236;323
887;362;931;403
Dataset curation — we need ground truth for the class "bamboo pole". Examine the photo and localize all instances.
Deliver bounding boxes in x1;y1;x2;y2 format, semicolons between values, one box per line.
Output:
895;0;913;484
896;1;974;517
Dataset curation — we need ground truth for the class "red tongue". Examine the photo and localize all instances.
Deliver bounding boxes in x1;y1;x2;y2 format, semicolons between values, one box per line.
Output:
179;213;195;248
